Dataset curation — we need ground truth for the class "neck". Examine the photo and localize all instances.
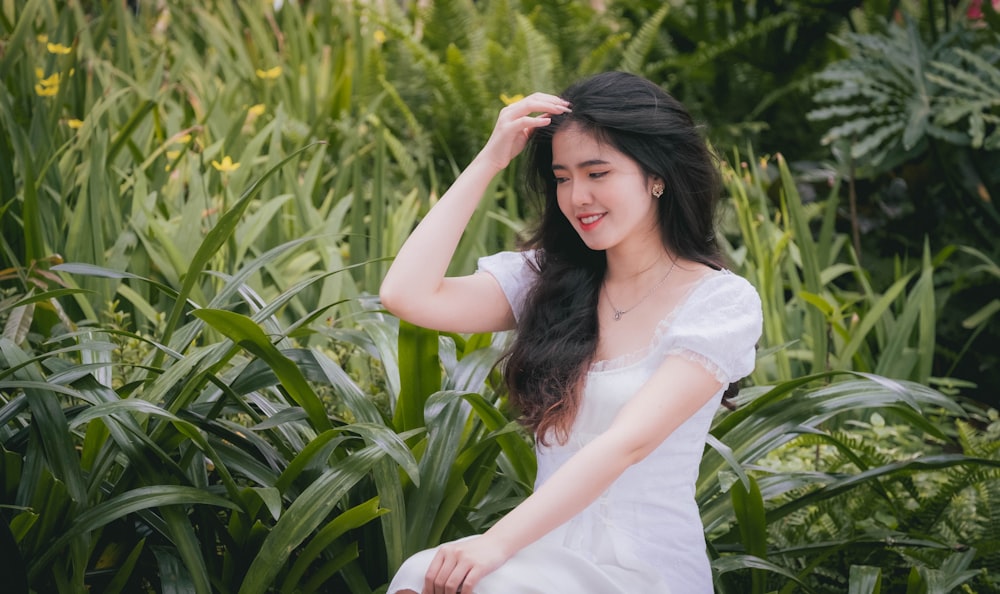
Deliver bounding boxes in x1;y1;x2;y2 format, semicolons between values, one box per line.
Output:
604;244;672;286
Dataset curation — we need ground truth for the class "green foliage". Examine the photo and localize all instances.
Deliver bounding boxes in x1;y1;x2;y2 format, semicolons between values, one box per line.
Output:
702;374;1000;593
1;1;998;593
607;0;856;152
722;152;940;384
710;150;999;591
809;21;1000;170
805;14;1000;407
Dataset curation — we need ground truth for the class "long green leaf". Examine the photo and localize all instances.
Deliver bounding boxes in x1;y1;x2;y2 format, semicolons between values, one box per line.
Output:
238;445;387;594
28;486;239;581
849;565;882;594
731;476;768;594
158;143;323;357
194;309;331;432
394;321;441;432
281;497;388;593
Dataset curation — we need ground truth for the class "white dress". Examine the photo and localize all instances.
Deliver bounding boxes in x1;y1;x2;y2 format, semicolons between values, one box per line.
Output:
387;251;763;594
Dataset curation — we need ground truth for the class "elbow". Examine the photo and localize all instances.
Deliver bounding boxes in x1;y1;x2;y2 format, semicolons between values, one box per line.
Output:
609;428;661;467
597;431;656;469
379;276;425;323
378;279;403;318
623;442;655;467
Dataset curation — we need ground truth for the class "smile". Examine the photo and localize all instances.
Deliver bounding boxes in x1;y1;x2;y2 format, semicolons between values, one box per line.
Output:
579;213;605;229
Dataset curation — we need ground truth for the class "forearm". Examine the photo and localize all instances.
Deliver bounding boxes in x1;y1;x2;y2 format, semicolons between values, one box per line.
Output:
482;358;722;560
482;431;638;558
379;155;502;309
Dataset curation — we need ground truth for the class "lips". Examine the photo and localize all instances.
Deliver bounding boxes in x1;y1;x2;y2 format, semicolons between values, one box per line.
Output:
578;213;605;231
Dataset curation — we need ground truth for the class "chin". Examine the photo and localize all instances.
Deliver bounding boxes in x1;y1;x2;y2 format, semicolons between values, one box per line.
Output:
578;237;611;252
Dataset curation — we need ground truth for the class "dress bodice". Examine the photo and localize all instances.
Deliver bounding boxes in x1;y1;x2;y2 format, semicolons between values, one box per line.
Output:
476;250;762;592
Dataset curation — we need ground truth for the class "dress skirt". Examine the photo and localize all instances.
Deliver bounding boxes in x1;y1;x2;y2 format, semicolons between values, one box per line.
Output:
386;532;669;594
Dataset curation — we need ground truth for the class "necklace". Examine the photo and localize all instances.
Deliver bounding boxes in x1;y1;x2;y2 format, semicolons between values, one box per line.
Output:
604;257;677;321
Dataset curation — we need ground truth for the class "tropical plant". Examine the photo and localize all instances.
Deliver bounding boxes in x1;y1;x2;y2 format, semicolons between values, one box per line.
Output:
701;373;1000;594
708;149;1000;592
805;14;1000;407
3;1;998;593
602;0;860;154
721;151;941;385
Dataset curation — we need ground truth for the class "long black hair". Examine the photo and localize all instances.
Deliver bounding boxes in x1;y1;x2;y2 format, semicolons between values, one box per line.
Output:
503;71;730;445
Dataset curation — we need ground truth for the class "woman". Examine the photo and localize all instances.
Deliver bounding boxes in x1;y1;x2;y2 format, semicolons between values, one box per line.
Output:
379;71;762;594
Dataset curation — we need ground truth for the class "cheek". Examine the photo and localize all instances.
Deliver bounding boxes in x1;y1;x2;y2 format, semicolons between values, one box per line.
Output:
555;186;572;217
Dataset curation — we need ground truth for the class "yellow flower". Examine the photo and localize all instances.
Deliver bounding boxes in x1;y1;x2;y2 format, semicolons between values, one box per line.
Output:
172;133;192;145
211;156;240;172
255;66;282;80
47;42;73;55
373;29;387;44
34;71;61;97
38;72;60;87
166;150;181;160
500;93;524;106
67;119;84;129
247;103;266;117
37;34;48;43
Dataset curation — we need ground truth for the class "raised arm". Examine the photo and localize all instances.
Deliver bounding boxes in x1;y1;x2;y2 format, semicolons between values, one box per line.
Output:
379;93;571;334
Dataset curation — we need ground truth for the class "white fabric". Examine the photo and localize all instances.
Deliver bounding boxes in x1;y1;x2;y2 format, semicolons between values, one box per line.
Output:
474;250;540;324
388;250;762;593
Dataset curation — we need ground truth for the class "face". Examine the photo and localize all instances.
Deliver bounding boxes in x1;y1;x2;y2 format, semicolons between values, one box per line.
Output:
551;124;661;254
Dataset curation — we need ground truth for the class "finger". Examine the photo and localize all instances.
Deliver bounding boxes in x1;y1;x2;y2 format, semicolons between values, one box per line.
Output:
444;566;470;594
500;95;571;118
424;550;455;594
461;568;482;594
524;91;571;106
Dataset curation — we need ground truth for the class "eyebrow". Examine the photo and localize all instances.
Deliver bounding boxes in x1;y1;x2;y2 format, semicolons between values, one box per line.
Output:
551;159;611;171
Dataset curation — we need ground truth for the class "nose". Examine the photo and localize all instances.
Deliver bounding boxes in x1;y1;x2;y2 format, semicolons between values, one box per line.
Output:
569;180;591;207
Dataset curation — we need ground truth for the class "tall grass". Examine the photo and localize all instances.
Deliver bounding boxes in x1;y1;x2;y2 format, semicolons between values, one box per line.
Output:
723;152;938;385
1;1;997;593
710;152;1000;592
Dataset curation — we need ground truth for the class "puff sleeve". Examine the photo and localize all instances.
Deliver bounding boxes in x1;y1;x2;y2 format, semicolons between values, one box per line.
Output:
663;272;763;385
476;250;540;323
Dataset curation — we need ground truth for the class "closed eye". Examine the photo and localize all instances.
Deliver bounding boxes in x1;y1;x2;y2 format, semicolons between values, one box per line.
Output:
554;176;569;184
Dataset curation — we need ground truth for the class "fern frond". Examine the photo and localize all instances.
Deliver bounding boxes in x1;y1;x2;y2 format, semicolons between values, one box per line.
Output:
422;0;478;53
481;0;517;49
579;31;631;76
807;104;875;121
619;4;669;75
928;60;1000;98
665;11;799;71
822;115;900;144
513;14;557;94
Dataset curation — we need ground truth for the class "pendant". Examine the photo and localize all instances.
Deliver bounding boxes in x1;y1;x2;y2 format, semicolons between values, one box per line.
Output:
613;309;623;321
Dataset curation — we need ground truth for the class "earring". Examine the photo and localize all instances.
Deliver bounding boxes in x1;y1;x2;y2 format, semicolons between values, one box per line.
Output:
652;184;664;198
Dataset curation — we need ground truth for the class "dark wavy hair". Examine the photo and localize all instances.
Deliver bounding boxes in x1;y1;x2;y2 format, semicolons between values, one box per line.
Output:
503;71;733;445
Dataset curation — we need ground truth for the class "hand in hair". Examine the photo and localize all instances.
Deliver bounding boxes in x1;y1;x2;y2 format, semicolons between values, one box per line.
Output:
477;93;571;171
379;94;568;334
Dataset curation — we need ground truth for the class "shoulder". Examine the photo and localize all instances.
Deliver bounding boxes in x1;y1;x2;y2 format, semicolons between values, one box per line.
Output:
476;250;541;322
663;269;762;383
687;269;760;308
477;249;540;272
673;269;762;335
